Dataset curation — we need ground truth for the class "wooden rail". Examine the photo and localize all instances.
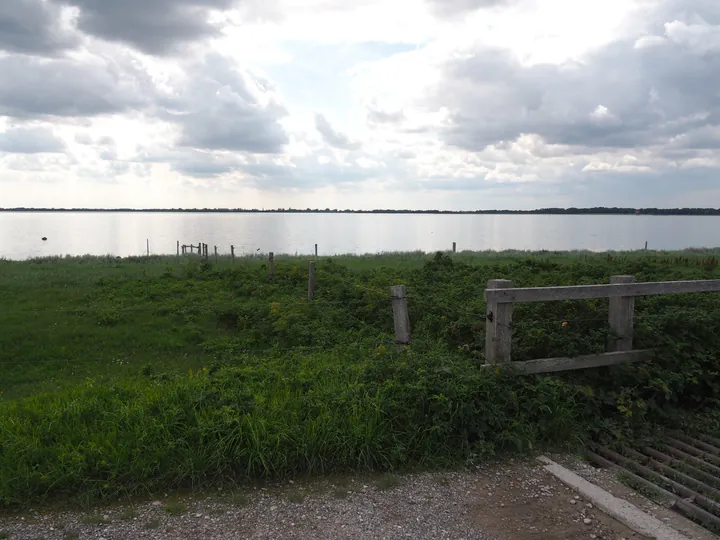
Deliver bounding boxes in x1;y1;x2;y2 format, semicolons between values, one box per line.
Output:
485;279;720;304
484;276;720;374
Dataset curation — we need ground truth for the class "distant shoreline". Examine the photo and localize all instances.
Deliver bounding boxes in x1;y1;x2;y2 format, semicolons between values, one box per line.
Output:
2;208;720;216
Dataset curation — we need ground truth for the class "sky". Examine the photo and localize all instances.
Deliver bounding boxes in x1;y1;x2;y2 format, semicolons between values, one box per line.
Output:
0;0;719;210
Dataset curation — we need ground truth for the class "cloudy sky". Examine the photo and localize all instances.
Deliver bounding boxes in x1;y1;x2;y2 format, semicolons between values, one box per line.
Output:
0;0;718;210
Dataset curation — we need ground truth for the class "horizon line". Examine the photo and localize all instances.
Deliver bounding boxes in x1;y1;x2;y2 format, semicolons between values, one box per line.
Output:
1;207;720;214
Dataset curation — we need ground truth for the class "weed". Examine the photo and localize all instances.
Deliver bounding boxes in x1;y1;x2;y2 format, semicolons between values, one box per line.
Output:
80;515;110;525
164;502;187;515
286;491;306;503
227;493;249;507
333;487;352;499
144;518;161;529
435;475;451;486
119;508;138;520
376;474;402;491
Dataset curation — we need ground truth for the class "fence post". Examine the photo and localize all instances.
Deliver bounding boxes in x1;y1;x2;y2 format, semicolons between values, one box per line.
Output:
176;240;179;257
307;261;316;300
268;252;275;280
484;279;513;364
391;285;411;348
608;275;635;352
452;242;456;253
214;245;218;263
146;239;149;257
197;242;201;254
231;245;235;262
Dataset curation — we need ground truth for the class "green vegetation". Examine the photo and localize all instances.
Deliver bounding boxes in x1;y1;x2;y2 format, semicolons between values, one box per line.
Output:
375;474;402;491
1;250;720;507
163;501;187;515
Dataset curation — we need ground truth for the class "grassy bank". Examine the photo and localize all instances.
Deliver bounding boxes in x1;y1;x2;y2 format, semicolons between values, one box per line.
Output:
2;250;720;506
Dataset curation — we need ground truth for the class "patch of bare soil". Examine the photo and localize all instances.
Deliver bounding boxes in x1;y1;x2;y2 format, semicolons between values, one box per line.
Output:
468;460;648;540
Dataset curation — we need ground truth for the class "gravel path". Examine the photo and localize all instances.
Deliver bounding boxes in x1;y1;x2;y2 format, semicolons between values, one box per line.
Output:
0;461;649;540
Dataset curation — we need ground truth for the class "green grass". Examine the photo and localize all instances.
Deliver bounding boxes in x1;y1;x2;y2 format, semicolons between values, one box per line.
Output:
164;501;187;515
375;474;402;491
1;250;720;506
80;514;110;525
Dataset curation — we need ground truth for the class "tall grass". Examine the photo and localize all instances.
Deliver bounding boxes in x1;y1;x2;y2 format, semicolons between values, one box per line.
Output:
2;250;720;505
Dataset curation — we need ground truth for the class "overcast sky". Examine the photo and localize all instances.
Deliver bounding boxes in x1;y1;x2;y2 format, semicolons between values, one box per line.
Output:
0;0;718;209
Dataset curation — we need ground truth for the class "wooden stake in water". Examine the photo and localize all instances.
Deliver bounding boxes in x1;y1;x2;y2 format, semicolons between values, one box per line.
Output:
268;252;275;281
307;261;316;300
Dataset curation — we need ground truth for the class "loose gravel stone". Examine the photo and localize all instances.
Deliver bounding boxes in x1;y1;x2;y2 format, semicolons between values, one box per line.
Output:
0;461;647;540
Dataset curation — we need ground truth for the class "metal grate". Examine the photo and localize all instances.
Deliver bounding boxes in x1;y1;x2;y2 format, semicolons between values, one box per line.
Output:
587;431;720;534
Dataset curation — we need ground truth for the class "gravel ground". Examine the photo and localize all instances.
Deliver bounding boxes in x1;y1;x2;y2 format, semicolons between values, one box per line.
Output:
0;460;652;540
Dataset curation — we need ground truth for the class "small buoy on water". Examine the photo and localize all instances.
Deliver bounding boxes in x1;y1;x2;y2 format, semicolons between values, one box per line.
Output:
41;237;47;241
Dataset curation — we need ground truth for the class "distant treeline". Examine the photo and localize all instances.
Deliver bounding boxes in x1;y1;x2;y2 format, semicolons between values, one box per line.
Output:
3;207;720;215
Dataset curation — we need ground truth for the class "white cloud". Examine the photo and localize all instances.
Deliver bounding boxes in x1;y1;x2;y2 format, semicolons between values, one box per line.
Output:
1;0;720;209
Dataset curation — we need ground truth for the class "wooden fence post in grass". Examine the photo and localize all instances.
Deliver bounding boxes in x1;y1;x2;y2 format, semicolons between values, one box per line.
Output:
308;261;316;300
214;245;218;263
268;252;275;280
608;275;636;352
391;285;411;348
177;240;180;257
197;242;201;254
315;243;318;257
484;279;514;364
147;239;150;256
453;242;456;253
231;245;235;262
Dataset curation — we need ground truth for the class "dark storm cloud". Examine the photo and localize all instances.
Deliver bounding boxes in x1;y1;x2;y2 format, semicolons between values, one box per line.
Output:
314;113;361;150
56;0;236;54
0;126;65;153
0;54;153;118
162;54;288;153
0;0;79;55
433;10;720;152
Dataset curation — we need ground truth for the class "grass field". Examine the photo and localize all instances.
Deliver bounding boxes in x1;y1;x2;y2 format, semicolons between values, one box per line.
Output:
2;249;720;506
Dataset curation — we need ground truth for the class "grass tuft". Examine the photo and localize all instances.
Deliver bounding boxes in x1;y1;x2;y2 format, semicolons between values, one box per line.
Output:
375;474;402;491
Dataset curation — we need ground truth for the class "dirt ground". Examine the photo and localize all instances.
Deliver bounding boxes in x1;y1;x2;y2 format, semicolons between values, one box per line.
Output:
468;459;646;540
0;457;708;540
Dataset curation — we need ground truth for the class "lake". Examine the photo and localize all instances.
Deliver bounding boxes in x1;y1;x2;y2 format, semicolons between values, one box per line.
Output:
1;212;719;260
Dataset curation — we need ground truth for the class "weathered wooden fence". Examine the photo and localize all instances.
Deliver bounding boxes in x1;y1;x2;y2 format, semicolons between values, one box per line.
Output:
483;276;720;374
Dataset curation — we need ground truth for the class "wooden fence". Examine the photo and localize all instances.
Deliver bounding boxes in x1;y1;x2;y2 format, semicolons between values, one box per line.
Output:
169;245;720;375
482;276;720;374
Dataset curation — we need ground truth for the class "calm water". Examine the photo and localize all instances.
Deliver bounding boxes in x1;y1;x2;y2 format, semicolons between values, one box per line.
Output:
0;212;719;260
